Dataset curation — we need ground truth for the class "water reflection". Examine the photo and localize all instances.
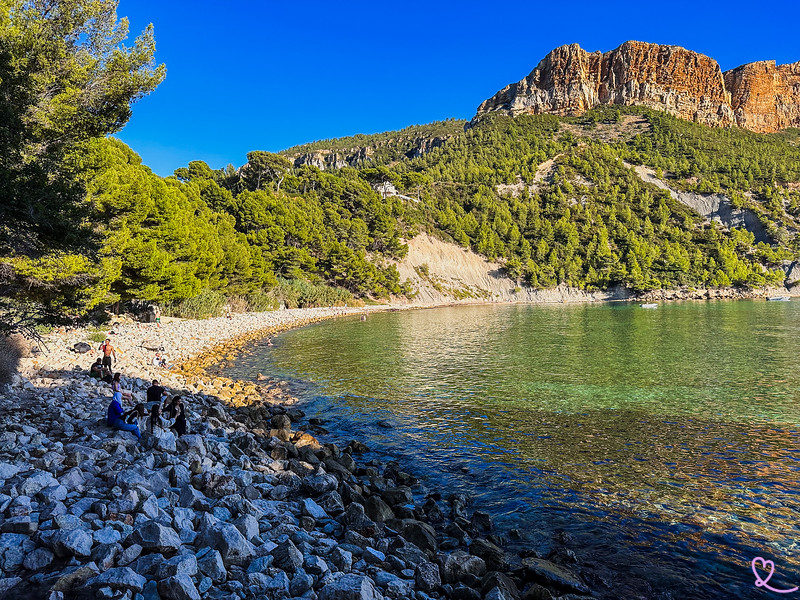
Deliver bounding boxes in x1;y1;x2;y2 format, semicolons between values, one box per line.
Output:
225;302;800;599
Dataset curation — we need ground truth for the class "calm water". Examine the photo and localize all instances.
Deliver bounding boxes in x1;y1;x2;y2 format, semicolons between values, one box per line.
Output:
224;301;800;599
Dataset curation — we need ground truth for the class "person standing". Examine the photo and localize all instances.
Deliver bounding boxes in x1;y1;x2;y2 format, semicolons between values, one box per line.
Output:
99;338;117;371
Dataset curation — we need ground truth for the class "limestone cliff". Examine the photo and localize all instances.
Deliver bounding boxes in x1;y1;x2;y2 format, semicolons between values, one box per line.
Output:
478;41;800;133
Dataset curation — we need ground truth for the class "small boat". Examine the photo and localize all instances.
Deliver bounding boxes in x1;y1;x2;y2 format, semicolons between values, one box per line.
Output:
766;296;791;302
640;303;658;309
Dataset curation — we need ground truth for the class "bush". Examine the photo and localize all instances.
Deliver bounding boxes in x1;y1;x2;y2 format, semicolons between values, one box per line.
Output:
164;289;227;320
244;294;278;312
270;279;353;309
0;335;26;384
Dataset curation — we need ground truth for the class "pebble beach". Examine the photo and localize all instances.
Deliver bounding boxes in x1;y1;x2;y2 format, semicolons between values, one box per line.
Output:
0;306;593;600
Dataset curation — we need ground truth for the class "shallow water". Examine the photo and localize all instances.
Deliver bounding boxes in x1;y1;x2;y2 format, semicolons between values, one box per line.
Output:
224;301;800;599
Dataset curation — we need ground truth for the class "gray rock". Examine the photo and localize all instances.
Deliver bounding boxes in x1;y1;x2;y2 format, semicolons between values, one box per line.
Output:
177;434;206;456
91;543;119;571
265;572;291;596
302;473;338;494
52;528;93;558
415;562;441;592
117;543;142;566
178;485;210;511
485;587;516;600
0;577;21;593
442;551;486;583
1;516;37;535
319;574;379;600
233;514;259;542
197;548;226;583
38;484;68;504
19;470;58;496
86;567;147;593
318;490;346;515
157;574;201;600
0;463;21;479
381;486;413;506
54;514;82;531
23;547;54;571
302;497;328;520
49;561;100;593
247;555;274;574
202;522;255;566
470;538;508;571
93;526;122;545
291;569;314;596
330;547;353;573
391;519;438;554
129;520;182;554
364;495;394;523
521;557;589;594
156;553;198;579
272;538;303;571
364;547;386;564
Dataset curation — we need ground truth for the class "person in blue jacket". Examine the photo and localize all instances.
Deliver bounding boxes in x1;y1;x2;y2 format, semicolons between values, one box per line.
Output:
107;392;141;439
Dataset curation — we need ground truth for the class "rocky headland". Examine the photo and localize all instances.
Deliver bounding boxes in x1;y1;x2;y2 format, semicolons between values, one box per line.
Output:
0;307;593;600
477;40;800;133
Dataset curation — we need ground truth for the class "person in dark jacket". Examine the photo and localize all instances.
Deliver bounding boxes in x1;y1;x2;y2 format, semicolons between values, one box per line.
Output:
146;380;167;405
171;402;187;436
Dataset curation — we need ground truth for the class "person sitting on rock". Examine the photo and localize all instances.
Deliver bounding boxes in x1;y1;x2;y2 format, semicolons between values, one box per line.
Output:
146;379;167;405
124;403;146;426
170;401;187;437
107;395;141;440
163;395;181;419
101;364;113;384
149;403;175;437
89;358;103;379
111;372;133;402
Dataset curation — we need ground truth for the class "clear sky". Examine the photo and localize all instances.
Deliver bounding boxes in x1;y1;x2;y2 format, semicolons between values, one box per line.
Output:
116;0;800;177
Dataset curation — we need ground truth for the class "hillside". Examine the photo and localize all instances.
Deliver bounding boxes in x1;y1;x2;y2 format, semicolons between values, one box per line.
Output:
6;36;800;325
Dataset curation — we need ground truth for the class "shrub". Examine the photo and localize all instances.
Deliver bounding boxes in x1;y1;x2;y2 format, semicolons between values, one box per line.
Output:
164;289;227;319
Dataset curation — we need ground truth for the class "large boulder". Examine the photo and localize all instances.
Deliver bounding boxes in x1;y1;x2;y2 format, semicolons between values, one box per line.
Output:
415;561;442;592
388;519;438;554
51;529;93;558
86;567;147;594
272;539;303;571
197;521;255;567
158;574;201;600
319;574;379;600
129;521;182;554
442;551;487;583
521;557;589;594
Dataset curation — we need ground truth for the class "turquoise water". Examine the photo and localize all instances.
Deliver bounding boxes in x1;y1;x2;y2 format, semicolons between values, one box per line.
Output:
225;301;800;599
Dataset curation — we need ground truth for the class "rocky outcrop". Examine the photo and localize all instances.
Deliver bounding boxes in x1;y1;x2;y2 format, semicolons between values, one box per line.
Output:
631;164;771;243
724;60;800;133
288;135;452;170
478;40;800;133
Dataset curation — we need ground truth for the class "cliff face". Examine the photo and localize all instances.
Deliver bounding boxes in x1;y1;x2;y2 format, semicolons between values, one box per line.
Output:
478;41;800;133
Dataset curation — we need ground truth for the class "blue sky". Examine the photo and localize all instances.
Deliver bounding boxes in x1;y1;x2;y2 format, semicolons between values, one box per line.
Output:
116;0;800;177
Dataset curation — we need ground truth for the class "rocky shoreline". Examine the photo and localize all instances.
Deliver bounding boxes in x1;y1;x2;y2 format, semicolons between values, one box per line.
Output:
0;306;594;600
